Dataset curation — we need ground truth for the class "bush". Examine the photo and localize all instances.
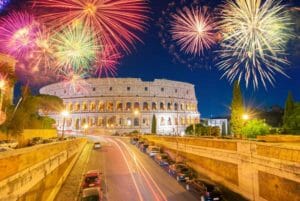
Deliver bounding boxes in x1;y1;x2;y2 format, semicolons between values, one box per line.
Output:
185;124;221;136
241;119;270;138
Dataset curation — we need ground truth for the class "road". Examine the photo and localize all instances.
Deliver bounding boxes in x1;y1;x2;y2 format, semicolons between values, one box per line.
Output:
86;136;198;201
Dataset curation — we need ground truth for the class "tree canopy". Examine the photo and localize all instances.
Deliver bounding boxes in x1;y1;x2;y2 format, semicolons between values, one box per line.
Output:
230;81;244;136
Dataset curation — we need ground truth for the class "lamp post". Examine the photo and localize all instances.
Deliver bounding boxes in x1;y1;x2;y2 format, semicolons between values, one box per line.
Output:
0;80;6;125
83;123;89;136
60;110;70;139
133;109;141;135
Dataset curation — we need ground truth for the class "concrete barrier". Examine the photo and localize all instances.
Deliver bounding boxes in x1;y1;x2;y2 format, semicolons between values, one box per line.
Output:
143;136;300;201
0;138;86;201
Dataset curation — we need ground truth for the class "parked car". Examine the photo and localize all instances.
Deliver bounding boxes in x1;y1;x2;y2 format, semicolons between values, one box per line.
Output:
94;142;101;149
147;146;160;157
130;137;139;145
185;179;223;201
168;163;193;181
0;147;13;152
82;170;101;189
81;187;102;201
28;137;43;146
140;144;149;152
3;140;18;148
136;141;144;148
154;153;173;166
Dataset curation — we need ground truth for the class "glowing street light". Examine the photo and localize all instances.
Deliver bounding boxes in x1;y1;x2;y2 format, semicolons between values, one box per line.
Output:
0;79;6;125
83;123;89;136
60;110;70;139
242;113;250;121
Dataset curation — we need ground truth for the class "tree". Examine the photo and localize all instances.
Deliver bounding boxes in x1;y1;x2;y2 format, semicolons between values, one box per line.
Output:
0;89;63;135
283;91;294;129
241;119;270;138
151;114;157;134
230;81;244;137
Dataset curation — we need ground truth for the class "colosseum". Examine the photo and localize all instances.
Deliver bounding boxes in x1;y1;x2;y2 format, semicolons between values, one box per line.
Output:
40;78;200;135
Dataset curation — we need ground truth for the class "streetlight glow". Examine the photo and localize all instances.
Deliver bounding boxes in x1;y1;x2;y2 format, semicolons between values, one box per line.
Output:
133;109;140;116
61;110;70;117
0;80;5;90
83;123;89;129
242;114;250;120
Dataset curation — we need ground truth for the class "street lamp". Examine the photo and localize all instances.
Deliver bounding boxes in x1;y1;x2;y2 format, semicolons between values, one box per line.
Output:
60;110;70;139
83;123;89;136
0;79;6;125
133;109;141;135
242;113;250;121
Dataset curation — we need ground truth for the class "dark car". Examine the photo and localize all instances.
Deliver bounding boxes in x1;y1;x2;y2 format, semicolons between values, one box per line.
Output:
140;144;149;152
168;163;193;182
28;137;43;146
186;179;223;201
130;137;139;145
154;153;173;166
82;170;101;189
81;187;102;201
136;141;144;148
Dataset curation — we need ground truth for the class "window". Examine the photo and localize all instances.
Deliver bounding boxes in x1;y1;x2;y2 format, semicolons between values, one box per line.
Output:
143;102;149;110
64;90;66;94
152;102;157;110
93;87;96;91
160;117;165;126
109;87;112;91
160;102;165;110
134;118;139;126
145;87;148;91
127;87;131;91
175;89;178;93
167;103;172;110
161;88;164;92
174;103;178;111
126;102;132;111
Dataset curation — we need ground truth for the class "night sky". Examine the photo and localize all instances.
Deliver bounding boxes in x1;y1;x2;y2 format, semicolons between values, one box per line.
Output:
4;0;300;118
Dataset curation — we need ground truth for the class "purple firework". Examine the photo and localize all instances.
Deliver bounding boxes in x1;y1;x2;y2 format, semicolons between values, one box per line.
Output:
0;11;39;59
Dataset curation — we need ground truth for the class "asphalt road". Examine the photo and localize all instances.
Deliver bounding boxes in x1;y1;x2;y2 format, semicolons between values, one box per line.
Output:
85;136;198;201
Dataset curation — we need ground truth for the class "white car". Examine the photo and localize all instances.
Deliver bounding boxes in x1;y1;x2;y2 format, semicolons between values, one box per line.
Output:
94;142;101;149
148;147;160;157
0;140;18;148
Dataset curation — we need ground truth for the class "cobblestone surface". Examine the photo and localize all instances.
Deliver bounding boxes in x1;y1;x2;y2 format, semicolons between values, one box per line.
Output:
54;142;92;201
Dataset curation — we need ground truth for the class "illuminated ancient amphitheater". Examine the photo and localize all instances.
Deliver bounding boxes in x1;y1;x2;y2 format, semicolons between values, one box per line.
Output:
40;78;200;135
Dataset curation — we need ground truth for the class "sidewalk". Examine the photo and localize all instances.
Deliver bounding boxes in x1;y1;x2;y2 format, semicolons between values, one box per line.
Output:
55;142;93;201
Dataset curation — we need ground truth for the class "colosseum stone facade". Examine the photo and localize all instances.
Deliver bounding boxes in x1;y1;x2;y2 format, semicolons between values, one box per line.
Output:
39;78;200;135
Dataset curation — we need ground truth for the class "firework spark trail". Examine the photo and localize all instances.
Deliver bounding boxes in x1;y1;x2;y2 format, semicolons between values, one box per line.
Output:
32;0;149;54
51;22;100;71
0;11;39;59
170;6;217;56
218;0;292;89
58;68;90;94
93;45;122;78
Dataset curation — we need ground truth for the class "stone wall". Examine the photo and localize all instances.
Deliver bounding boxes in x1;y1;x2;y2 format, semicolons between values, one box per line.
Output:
143;136;300;201
0;138;86;201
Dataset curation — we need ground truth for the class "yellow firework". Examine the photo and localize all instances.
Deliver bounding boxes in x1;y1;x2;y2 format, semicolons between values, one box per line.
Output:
218;0;292;89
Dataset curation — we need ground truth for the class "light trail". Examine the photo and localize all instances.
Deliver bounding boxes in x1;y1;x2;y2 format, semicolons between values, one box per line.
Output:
116;138;168;201
107;138;144;201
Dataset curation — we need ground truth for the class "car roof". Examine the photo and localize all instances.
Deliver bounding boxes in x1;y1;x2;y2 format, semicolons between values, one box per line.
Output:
85;170;100;176
82;187;100;197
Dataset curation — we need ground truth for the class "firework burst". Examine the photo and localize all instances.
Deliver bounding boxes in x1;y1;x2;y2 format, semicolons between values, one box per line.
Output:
170;6;217;56
0;11;39;59
93;45;122;78
218;0;292;89
32;0;149;53
58;68;90;94
51;23;100;71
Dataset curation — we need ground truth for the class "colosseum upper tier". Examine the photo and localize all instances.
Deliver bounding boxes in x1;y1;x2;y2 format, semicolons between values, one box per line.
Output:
40;78;200;135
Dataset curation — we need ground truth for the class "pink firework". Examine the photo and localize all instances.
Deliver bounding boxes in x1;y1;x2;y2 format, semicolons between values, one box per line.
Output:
0;11;39;59
93;45;122;77
58;68;90;94
170;6;217;56
32;0;149;53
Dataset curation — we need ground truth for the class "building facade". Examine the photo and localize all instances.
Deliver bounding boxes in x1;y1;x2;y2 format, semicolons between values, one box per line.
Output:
40;78;200;135
206;118;229;135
